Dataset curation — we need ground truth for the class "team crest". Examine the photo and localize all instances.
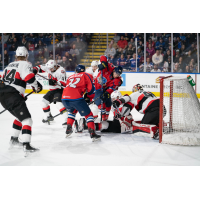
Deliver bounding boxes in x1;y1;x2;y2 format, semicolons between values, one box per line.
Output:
97;76;107;86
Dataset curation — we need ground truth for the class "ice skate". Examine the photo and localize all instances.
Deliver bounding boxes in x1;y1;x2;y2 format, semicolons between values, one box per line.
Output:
66;124;73;137
23;142;39;157
88;128;101;142
42;114;54;124
153;129;159;140
9;136;23;148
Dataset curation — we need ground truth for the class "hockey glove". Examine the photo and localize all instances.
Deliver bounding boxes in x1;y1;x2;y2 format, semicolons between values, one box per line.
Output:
49;79;57;86
32;81;43;93
84;93;90;103
100;91;110;101
112;99;122;108
32;67;38;75
98;61;108;70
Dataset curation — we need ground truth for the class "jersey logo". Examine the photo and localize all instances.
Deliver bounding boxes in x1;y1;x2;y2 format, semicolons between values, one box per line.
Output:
61;70;65;73
97;76;107;86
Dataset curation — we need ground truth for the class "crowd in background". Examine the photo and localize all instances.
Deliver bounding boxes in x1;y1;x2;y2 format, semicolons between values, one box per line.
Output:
0;33;91;71
0;33;199;73
105;33;199;73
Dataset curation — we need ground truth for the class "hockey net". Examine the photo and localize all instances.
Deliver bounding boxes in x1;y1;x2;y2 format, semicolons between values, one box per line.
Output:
159;76;200;145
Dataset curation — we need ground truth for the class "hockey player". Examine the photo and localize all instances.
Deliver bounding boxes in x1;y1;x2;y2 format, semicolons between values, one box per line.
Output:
94;55;123;121
112;84;160;138
33;60;68;127
86;60;99;79
62;64;101;142
0;46;43;153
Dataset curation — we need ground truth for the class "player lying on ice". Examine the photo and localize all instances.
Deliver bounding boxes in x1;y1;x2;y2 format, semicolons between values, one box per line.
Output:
93;85;161;139
61;64;101;142
94;55;123;121
33;60;68;127
0;46;43;155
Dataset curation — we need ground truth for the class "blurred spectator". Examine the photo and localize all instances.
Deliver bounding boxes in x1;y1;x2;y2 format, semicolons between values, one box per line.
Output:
109;55;115;65
138;40;144;51
156;38;165;50
139;52;150;65
124;33;130;42
180;44;186;57
173;49;180;63
42;58;47;65
137;47;143;57
117;54;127;68
178;57;185;72
20;38;28;49
180;33;186;42
9;44;17;51
185;65;192;73
105;43;116;57
151;64;161;72
80;33;87;42
7;33;16;44
44;47;49;59
139;57;153;72
72;33;81;38
132;33;139;42
152;49;163;67
128;38;136;49
28;41;35;51
146;38;155;49
150;33;157;43
163;56;171;72
125;44;135;58
51;35;59;44
117;36;128;50
35;40;44;50
73;37;86;52
115;48;124;58
189;64;195;73
35;49;44;65
4;50;9;66
185;50;192;64
128;53;140;72
173;63;182;73
193;65;198;73
60;53;76;71
174;36;182;49
57;56;62;64
163;50;171;62
146;43;155;60
69;44;79;62
110;39;118;50
113;33;120;43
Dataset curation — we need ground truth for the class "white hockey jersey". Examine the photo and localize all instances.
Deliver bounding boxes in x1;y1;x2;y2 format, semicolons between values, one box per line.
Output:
36;64;66;91
121;91;160;114
85;67;98;80
2;60;38;95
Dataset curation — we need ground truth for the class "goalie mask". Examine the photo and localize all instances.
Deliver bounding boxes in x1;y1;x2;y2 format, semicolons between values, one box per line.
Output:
132;84;143;93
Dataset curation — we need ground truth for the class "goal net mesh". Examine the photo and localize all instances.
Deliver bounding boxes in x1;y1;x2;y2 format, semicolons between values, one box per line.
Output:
161;76;200;145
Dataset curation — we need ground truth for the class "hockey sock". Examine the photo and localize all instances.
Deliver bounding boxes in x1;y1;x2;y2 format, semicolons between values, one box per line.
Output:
85;112;95;130
56;102;68;122
12;119;22;137
67;112;76;126
21;118;33;143
106;106;111;118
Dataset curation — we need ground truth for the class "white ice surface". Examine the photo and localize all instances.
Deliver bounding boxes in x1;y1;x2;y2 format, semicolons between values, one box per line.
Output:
1;94;200;166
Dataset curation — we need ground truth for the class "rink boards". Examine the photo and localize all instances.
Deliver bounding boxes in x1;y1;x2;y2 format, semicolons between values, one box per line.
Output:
0;71;199;98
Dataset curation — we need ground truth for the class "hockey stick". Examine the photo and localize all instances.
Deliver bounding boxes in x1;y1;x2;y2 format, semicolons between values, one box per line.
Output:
43;110;67;125
37;74;65;88
0;91;34;115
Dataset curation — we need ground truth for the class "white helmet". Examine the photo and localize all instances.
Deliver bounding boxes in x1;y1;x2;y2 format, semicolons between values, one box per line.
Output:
46;60;57;70
111;90;122;100
16;46;29;58
91;60;98;67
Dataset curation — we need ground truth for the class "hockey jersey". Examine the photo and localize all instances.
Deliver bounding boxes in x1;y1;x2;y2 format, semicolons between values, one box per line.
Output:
94;63;122;94
36;64;66;91
2;60;37;95
121;91;159;114
62;72;95;100
85;67;98;81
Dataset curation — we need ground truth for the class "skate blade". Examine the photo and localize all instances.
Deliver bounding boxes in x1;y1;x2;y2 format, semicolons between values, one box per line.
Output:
62;125;67;128
24;149;40;157
66;132;73;138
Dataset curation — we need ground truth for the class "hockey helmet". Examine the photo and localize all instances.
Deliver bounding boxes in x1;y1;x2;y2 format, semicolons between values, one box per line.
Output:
16;46;29;58
46;60;57;71
76;64;85;73
113;66;123;76
111;90;122;101
91;60;98;67
132;84;143;93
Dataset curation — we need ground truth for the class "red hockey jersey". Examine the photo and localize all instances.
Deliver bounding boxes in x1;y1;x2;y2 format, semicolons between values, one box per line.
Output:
95;63;122;94
62;72;95;100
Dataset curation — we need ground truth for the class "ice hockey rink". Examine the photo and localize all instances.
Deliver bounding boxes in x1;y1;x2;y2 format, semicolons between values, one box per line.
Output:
1;93;200;166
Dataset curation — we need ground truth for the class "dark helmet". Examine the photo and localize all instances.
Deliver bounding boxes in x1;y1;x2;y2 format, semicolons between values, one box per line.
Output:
75;64;85;73
113;66;123;76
